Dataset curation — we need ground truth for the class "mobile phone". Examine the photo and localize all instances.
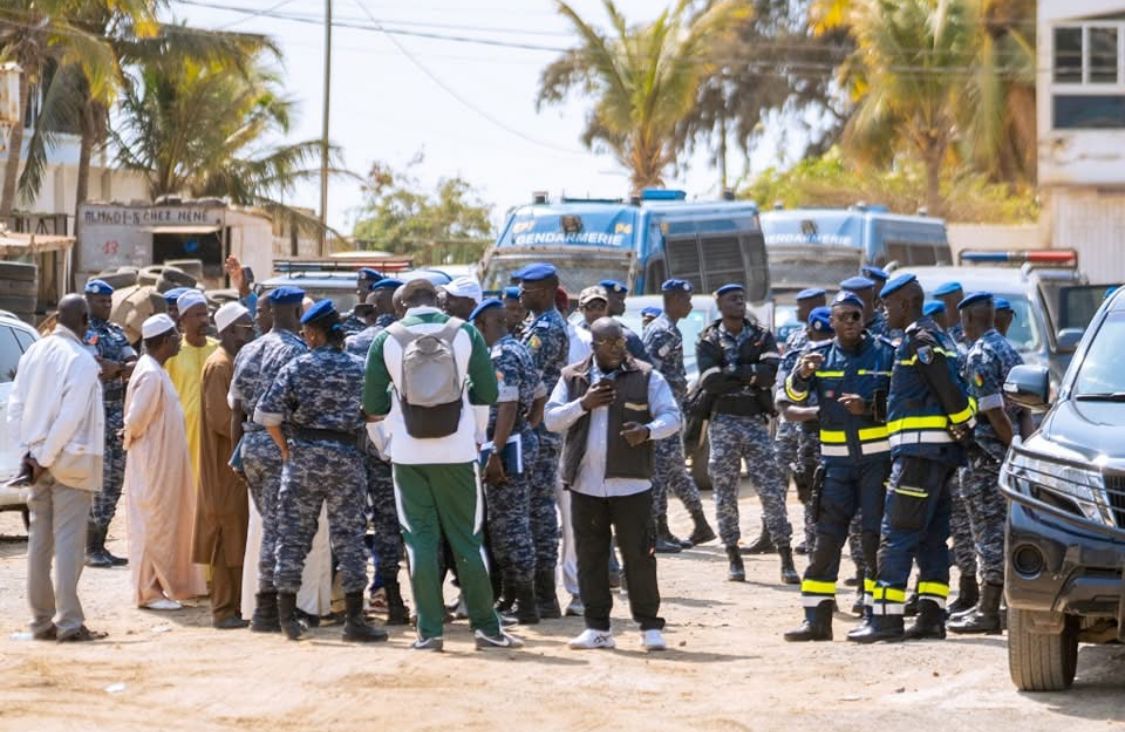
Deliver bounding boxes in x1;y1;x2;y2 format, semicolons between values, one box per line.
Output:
242;266;255;285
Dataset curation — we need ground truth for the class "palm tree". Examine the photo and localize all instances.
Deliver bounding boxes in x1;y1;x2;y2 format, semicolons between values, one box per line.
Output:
537;0;749;191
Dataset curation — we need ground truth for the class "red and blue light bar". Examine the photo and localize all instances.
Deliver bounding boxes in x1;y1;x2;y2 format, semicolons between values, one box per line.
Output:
958;249;1078;267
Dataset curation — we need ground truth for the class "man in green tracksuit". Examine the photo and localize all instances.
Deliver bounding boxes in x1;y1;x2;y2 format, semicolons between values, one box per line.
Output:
362;278;522;652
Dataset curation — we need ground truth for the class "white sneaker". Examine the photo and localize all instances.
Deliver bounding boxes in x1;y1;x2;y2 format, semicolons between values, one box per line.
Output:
565;597;585;617
568;628;615;650
641;629;667;651
474;629;524;650
143;598;182;611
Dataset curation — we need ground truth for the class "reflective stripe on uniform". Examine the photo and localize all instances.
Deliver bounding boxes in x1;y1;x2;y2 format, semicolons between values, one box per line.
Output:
873;586;906;603
858;425;889;441
897;347;958;366
861;440;890;455
821;444;850;457
784;375;808;403
894;486;928;499
887;415;949;433
917;581;950;598
873;602;905;615
889;431;953;447
857;369;892;376
820;430;847;444
814;370;845;378
801;578;836;596
948;405;974;425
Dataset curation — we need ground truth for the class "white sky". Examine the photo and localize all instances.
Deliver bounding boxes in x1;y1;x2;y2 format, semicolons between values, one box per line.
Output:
173;0;787;233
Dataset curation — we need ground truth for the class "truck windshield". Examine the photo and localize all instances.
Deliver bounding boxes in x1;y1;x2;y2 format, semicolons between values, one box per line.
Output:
497;208;637;249
481;258;633;296
1072;312;1125;397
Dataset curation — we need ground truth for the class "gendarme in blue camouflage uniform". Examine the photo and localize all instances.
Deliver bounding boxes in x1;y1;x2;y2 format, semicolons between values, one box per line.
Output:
346;312;397;359
86;314;136;536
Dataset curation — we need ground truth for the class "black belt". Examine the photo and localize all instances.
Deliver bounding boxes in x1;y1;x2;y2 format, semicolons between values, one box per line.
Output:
712;394;764;417
293;427;359;447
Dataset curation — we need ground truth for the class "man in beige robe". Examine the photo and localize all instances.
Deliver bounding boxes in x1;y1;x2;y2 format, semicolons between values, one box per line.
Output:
124;314;206;610
193;303;254;628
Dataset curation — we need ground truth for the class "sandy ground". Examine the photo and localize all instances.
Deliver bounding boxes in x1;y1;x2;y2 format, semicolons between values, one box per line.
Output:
1;489;1123;732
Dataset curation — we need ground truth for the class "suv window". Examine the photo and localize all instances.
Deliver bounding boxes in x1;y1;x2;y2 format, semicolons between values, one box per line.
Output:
0;325;23;383
12;328;35;352
1072;311;1125;395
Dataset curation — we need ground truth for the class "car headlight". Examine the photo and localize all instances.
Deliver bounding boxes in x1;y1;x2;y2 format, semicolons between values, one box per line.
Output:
1002;451;1114;526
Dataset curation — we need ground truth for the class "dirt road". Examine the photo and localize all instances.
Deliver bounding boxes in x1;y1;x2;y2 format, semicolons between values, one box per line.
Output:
1;494;1122;731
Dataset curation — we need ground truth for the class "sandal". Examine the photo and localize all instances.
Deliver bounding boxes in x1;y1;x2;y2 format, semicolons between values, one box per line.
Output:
32;625;57;641
57;625;107;643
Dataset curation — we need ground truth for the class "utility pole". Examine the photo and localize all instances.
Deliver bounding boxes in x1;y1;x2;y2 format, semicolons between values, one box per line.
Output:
319;0;332;255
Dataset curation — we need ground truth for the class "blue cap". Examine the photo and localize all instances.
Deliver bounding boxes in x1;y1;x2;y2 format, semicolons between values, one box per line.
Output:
502;286;521;301
518;263;557;282
995;297;1012;312
300;298;337;325
840;276;875;292
469;298;503;322
880;273;917;299
934;281;963;297
163;287;189;304
861;265;889;282
923;300;946;317
957;292;993;310
599;279;628;295
641;306;662;318
84;279;114;296
808;306;833;334
796;287;826;302
370;278;403;291
715;283;744;297
661;278;692;293
268;285;306;305
358;267;382;282
832;291;865;310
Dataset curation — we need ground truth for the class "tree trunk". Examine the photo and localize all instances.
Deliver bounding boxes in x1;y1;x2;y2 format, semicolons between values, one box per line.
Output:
924;145;944;218
0;73;30;222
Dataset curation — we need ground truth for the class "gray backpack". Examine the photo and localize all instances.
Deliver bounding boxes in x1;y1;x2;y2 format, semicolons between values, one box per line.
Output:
387;318;464;438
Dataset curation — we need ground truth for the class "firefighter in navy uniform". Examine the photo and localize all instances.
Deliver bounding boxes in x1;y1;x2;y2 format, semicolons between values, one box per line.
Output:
850;274;975;644
781;292;895;642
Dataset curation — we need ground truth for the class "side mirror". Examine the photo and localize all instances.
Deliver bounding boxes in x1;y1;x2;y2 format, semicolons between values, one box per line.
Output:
1056;327;1084;353
1004;365;1051;411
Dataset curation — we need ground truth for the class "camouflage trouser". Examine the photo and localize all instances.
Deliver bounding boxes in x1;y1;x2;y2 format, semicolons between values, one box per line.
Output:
485;429;539;585
363;448;401;583
773;420;799;491
90;400;125;530
651;433;704;521
708;413;792;547
794;427;820;552
960;456;1006;585
275;439;368;595
949;467;978;580
243;429;285;592
529;426;560;573
847;515;865;575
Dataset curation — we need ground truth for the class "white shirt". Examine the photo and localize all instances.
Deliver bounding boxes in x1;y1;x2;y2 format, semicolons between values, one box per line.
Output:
567;321;591;367
8;325;105;491
545;360;681;498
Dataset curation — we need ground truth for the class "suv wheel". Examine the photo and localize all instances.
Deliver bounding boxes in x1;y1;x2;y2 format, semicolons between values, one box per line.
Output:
1008;607;1078;691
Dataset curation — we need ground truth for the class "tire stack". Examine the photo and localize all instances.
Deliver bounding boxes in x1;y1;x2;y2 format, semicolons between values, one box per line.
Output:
0;261;39;325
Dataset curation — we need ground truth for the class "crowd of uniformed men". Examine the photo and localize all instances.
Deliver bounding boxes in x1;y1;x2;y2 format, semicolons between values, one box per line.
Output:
21;253;1026;650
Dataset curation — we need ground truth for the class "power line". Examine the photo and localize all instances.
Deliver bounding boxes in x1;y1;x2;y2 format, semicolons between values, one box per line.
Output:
216;0;297;30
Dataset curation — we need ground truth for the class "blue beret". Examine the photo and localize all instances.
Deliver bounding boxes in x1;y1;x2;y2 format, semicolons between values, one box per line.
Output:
957;292;993;310
934;281;963;297
796;287;826;302
840;276;875;291
832;291;865;310
358;267;382;281
599;279;628;295
641;306;662;318
502;286;521;301
661;278;692;293
861;265;889;282
715;283;744;297
268;285;306;305
163;287;189;304
469;298;503;322
518;263;557;282
994;297;1012;312
880;273;917;299
923;300;946;317
808;306;833;334
300;298;337;325
84;279;114;296
369;277;403;291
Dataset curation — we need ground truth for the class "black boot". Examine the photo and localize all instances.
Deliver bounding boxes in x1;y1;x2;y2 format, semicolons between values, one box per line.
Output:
384;580;409;626
654;517;683;554
903;588;920;617
514;581;540;625
740;519;774;555
904;599;947;640
794;541;808;555
784;601;833;642
851;570;866;616
947;573;980;618
84;522;113;569
846;613;904;644
276;592;305;641
948;582;1003;635
778;546;799;585
342;592;388;643
495;573;516;614
250;591;280;633
846;606;874;640
687;508;716;546
535;569;561;619
726;545;745;582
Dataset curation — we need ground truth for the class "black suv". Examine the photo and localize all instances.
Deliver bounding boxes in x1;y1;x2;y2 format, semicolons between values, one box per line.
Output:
1001;287;1125;691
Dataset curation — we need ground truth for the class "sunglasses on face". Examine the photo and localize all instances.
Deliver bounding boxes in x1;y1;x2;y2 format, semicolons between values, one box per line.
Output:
834;310;862;322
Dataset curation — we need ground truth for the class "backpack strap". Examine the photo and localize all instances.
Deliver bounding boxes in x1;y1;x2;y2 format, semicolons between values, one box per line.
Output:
385;321;418;349
437;317;464;343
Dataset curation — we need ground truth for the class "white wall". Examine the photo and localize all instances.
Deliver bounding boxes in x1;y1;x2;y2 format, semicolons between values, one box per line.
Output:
947;223;1045;257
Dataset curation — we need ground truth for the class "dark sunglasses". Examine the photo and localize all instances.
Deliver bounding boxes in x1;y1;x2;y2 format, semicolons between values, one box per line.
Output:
834;310;862;322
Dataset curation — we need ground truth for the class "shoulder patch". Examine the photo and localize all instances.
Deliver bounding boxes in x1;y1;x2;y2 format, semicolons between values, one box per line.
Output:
917;345;934;365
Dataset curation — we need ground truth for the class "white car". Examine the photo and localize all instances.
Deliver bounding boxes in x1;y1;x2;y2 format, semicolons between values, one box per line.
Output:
0;311;42;530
